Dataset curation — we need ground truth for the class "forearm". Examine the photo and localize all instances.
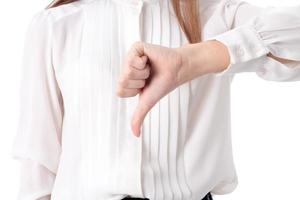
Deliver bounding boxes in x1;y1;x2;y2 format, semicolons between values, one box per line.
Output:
176;40;298;84
175;40;230;84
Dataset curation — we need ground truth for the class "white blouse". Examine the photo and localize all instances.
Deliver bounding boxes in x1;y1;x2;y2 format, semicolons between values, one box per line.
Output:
11;0;300;199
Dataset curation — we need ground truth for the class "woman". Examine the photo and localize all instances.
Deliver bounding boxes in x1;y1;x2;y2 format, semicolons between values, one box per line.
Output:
11;0;300;199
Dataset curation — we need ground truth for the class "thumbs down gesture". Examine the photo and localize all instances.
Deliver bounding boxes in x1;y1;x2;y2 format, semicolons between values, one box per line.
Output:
116;41;185;137
116;40;230;137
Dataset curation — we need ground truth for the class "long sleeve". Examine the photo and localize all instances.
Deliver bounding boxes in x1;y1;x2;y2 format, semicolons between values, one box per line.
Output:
208;0;300;81
11;10;64;200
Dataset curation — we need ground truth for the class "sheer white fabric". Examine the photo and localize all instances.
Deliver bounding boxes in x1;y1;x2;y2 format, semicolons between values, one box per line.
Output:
209;0;300;81
17;160;54;200
11;0;300;199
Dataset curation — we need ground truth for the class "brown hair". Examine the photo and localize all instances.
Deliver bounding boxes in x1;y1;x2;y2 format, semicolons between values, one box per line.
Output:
47;0;201;43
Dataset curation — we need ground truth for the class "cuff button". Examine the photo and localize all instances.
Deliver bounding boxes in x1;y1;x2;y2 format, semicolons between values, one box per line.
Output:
236;46;245;56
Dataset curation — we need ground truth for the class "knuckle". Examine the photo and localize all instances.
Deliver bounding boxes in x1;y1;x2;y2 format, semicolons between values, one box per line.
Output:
129;41;145;55
118;77;127;86
127;57;135;66
116;86;125;97
116;89;123;97
126;70;133;78
133;41;143;47
127;89;139;97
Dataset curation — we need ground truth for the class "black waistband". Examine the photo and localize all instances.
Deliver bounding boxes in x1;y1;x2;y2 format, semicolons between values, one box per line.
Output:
122;192;213;200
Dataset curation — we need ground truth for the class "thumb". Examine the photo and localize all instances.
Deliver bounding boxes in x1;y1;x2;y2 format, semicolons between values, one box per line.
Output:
130;42;165;137
131;94;150;138
131;84;157;137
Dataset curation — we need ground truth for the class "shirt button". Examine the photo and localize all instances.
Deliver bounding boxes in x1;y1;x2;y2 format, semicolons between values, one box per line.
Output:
225;1;234;8
129;0;143;6
236;46;245;56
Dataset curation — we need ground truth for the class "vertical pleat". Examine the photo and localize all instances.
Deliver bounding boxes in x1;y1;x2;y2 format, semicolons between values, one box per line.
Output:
84;5;99;198
177;86;193;199
150;1;165;199
114;3;123;194
95;1;116;194
141;106;155;197
140;1;193;199
176;11;193;200
159;0;173;199
169;89;183;200
109;2;121;194
104;1;113;192
93;0;104;192
79;1;123;197
115;4;142;197
76;8;85;200
141;4;156;199
159;97;173;199
178;25;193;199
167;2;184;199
149;5;158;199
78;2;107;198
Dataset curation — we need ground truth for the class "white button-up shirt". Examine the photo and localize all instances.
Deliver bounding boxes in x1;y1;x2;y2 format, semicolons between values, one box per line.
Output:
11;0;300;199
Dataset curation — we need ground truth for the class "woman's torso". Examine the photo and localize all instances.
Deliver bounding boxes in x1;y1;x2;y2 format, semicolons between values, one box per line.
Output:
48;0;237;199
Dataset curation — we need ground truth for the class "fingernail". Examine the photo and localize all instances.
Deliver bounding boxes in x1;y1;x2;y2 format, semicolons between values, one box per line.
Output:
135;130;140;137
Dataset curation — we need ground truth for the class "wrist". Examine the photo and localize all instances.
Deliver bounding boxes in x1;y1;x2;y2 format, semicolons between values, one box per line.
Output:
174;43;206;85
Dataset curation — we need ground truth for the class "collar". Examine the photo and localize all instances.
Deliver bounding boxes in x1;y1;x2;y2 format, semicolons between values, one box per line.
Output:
112;0;158;6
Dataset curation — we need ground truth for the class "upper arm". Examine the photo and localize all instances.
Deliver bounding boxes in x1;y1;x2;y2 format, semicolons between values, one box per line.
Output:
12;9;64;174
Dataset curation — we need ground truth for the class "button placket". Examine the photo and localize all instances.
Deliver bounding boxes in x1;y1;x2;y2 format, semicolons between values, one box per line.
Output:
138;3;144;41
122;3;146;197
129;2;146;198
122;1;144;56
129;1;144;41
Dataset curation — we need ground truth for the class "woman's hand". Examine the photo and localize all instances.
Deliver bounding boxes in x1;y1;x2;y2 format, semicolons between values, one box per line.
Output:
116;40;230;137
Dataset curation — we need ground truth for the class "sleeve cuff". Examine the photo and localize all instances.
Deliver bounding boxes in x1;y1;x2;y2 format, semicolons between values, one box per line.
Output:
207;24;270;76
16;159;55;200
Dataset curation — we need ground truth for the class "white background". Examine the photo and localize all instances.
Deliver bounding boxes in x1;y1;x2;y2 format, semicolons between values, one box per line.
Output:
0;0;299;199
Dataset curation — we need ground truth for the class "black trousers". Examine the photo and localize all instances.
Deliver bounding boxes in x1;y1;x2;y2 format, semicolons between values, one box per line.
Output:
122;192;213;200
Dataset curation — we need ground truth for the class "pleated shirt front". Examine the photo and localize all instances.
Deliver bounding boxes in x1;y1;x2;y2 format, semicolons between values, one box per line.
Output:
11;0;300;199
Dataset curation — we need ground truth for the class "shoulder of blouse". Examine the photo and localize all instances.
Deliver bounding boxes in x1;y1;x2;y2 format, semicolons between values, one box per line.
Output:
30;0;90;29
32;0;231;26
